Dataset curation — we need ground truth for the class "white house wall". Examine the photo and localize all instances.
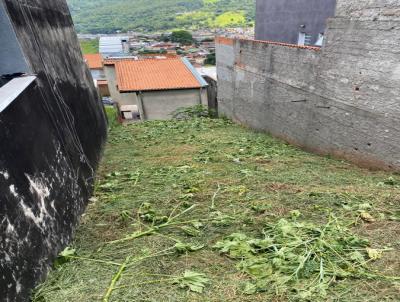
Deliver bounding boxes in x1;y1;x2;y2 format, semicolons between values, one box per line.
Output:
140;89;207;120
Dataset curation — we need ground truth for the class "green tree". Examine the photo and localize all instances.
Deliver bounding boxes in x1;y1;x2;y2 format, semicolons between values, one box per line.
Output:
204;52;216;65
171;30;194;45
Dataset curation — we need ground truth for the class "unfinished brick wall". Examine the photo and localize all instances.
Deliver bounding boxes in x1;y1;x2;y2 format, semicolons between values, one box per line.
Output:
216;1;400;170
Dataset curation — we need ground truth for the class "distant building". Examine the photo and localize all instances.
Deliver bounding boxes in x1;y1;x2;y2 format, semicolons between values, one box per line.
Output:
104;58;208;121
199;41;215;52
84;54;105;80
99;36;129;57
103;57;138;107
150;42;178;50
255;0;337;46
83;54;109;97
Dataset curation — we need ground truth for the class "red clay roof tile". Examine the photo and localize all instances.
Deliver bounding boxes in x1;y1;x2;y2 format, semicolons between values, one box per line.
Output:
84;54;103;69
103;57;137;66
115;58;202;92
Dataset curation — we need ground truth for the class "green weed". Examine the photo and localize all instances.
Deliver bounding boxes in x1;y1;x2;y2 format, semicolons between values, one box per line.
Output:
32;115;400;302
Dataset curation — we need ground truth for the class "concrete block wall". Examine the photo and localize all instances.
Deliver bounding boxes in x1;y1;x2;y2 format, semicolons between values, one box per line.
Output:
216;0;400;170
140;89;206;120
336;0;400;20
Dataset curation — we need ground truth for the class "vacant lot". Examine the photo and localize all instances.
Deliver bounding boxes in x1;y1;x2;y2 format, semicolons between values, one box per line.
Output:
33;114;400;302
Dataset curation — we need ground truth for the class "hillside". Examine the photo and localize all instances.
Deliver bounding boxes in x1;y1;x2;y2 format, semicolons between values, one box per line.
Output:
67;0;255;33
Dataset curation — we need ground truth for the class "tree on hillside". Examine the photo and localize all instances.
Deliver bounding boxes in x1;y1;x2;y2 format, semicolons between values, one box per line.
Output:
171;30;193;45
204;52;216;65
161;34;171;42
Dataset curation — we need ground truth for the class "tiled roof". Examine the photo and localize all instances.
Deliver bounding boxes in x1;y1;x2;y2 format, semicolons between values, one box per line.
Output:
84;54;103;69
115;58;204;92
103;57;137;66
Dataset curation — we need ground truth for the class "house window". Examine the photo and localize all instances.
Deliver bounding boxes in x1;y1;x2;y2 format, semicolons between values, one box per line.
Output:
298;32;313;46
315;33;324;47
304;34;313;46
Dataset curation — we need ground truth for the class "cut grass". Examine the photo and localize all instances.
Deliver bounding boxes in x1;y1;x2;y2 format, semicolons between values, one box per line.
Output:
33;115;400;302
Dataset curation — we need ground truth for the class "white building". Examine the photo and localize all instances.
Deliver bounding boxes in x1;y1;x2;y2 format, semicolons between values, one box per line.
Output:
99;36;129;57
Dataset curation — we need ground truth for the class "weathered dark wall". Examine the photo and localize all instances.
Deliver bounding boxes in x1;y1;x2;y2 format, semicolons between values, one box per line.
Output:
217;0;400;170
0;0;107;301
203;76;218;115
255;0;337;44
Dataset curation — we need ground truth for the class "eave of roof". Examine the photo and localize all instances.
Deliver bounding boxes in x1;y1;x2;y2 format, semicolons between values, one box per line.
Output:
84;54;103;69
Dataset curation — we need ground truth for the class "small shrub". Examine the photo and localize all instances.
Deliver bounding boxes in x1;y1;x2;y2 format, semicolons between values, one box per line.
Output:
104;106;119;130
172;105;214;120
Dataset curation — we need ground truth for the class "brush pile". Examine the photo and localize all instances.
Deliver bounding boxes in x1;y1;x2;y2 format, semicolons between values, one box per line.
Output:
215;212;393;300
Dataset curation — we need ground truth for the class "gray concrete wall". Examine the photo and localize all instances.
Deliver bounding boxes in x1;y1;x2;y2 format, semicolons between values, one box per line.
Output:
204;76;218;115
200;88;208;106
335;0;400;20
119;91;138;106
217;0;400;170
104;65;119;101
140;89;205;120
255;0;337;44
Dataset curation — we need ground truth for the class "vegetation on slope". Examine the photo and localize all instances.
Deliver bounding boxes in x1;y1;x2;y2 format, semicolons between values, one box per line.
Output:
170;30;194;45
80;39;99;54
33;109;400;301
67;0;255;33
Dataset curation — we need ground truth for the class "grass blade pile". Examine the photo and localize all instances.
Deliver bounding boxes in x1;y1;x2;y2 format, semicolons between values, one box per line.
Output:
32;108;400;302
215;212;397;300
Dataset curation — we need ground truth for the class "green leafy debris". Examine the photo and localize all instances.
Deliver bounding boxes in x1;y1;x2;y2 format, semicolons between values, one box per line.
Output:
174;271;210;293
174;242;205;254
33;112;400;302
214;213;393;300
54;247;76;267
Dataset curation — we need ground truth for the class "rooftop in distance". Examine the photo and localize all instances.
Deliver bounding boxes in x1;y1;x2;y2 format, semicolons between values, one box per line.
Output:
83;54;103;69
114;58;208;92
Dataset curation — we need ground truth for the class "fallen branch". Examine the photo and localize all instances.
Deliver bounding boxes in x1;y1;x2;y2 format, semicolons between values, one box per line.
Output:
211;184;221;210
103;256;131;302
107;205;198;245
65;255;122;266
